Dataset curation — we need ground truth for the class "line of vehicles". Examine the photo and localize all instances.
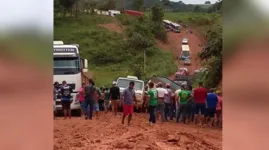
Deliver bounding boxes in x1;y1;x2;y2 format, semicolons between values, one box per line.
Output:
163;20;181;33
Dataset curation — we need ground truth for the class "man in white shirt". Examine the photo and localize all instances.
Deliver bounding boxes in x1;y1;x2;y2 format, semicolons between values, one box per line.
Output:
156;82;168;123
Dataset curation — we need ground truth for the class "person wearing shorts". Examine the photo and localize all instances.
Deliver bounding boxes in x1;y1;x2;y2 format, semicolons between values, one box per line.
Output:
94;88;101;119
156;82;167;123
121;81;136;126
193;82;207;125
78;83;86;116
206;88;218;127
60;81;73;119
110;81;120;116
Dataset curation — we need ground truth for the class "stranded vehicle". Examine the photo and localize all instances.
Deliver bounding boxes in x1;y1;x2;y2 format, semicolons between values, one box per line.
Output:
175;68;188;77
163;20;172;29
184;58;191;66
170;22;181;33
116;76;144;112
182;38;188;44
53;41;88;115
180;45;190;60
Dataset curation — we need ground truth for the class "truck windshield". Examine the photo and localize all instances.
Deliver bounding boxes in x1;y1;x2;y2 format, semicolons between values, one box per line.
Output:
53;57;80;75
116;79;144;91
182;51;190;57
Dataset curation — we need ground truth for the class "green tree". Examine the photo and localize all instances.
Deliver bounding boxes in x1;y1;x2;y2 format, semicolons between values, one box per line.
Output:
161;0;170;6
132;0;144;11
59;0;76;17
193;5;201;12
198;24;222;88
150;3;167;42
205;1;211;4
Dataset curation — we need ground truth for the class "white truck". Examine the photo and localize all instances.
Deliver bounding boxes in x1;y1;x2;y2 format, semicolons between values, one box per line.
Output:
53;41;88;114
116;76;144;111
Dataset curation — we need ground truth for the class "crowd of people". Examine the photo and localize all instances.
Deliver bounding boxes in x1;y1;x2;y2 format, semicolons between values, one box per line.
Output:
145;81;222;128
53;79;222;128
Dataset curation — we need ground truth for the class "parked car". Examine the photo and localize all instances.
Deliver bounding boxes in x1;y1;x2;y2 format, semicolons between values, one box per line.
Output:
182;38;188;44
175;68;188;77
184;58;191;66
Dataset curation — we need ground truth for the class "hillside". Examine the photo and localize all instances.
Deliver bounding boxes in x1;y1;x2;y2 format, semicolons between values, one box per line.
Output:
54;15;176;87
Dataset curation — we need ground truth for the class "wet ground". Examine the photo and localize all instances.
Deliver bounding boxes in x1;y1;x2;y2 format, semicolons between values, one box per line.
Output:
54;113;222;150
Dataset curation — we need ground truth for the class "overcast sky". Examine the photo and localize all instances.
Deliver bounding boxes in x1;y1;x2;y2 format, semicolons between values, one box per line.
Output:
170;0;219;4
1;0;269;33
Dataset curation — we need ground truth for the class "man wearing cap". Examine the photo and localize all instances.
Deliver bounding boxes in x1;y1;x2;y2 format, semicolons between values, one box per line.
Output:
164;83;174;121
110;81;120;116
60;80;73;119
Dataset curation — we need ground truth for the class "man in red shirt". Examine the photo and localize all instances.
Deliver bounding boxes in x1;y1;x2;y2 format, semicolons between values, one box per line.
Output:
193;82;207;126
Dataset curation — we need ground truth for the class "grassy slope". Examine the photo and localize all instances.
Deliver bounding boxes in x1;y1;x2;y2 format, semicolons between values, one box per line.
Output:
54;15;176;87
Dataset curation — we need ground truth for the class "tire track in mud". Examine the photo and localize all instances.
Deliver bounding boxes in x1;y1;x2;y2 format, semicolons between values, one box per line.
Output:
54;113;222;150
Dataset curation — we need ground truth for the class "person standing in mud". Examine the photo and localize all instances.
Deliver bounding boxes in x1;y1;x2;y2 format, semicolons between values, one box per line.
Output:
121;81;136;126
146;82;158;125
60;81;73;119
78;83;86;116
104;87;111;113
156;82;167;123
84;79;97;120
205;88;218;127
186;86;195;124
215;90;223;128
164;83;174;121
110;81;120;116
94;87;101;119
176;85;192;123
98;87;105;112
193;82;208;126
53;82;59;119
175;85;183;120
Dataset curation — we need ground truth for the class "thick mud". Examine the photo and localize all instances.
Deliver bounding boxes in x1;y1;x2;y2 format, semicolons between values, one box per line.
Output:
54;113;222;150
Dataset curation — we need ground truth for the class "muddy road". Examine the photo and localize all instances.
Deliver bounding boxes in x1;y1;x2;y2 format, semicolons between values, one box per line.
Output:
99;22;205;76
157;29;205;77
54;113;222;150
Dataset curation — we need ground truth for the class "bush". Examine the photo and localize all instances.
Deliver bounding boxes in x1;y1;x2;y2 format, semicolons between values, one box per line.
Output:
116;14;133;25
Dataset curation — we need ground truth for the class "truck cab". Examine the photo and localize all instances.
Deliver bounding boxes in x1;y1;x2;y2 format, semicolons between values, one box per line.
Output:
53;41;88;114
116;76;144;111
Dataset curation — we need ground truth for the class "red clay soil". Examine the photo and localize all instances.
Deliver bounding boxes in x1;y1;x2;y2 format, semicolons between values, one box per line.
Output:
54;113;222;150
98;23;123;34
0;54;52;150
157;29;205;79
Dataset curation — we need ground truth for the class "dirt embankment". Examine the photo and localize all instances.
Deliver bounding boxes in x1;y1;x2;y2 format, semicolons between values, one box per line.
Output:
54;113;222;150
98;23;123;34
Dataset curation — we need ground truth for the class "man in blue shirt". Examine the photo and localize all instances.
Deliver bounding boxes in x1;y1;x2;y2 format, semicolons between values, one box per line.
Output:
60;81;73;119
206;88;218;126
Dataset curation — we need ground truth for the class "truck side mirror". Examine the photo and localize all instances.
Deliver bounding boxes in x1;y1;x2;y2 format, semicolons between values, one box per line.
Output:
84;59;88;69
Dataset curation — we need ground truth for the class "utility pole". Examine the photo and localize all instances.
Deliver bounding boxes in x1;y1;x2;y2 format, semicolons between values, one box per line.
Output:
122;0;124;10
143;49;146;74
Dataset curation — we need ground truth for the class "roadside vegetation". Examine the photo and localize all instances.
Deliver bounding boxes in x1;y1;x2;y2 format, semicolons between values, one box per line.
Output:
54;2;176;87
54;0;222;89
